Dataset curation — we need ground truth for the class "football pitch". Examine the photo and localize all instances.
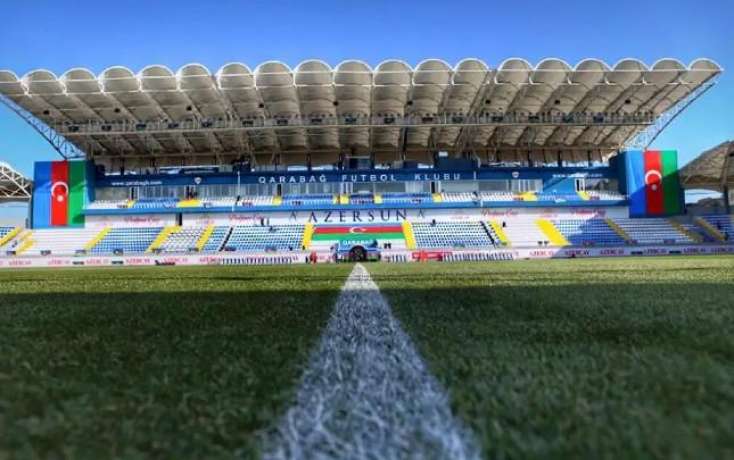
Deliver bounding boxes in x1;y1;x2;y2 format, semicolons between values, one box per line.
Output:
1;256;733;458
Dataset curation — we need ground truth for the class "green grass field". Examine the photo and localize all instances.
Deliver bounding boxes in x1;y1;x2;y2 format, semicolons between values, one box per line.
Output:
0;265;352;459
2;256;734;459
371;256;734;459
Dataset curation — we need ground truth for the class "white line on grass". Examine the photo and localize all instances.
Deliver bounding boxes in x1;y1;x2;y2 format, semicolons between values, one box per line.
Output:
262;264;480;460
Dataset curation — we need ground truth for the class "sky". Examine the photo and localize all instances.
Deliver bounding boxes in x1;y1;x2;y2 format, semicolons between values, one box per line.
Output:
0;0;731;222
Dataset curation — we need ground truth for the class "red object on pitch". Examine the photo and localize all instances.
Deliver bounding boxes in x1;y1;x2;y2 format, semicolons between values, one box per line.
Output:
644;150;664;215
50;161;69;226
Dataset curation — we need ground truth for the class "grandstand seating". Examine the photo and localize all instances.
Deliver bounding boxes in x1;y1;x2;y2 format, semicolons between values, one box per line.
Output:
479;192;517;202
350;194;374;205
441;191;626;204
613;218;693;245
0;226;15;240
553;219;626;246
132;198;178;209
441;192;478;203
412;221;495;249
87;199;130;209
586;191;625;201
202;198;236;208
282;194;333;206
701;215;734;242
202;226;231;252
90;227;163;254
21;228;101;255
236;196;275;207
501;219;549;247
224;225;305;252
158;227;205;253
381;193;432;205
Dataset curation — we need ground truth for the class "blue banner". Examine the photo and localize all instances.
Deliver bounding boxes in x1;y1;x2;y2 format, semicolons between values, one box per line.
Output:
32;162;52;229
625;151;647;217
95;166;615;188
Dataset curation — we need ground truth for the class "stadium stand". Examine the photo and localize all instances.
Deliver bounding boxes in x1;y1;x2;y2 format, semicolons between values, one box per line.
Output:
586;191;626;201
350;194;374;205
132;199;178;209
87;200;132;209
613;218;694;245
479;192;516;202
553;219;626;246
501;219;549;247
21;228;101;255
158;227;206;253
238;196;275;207
90;227;164;254
224;225;305;252
282;194;333;206
700;215;734;242
412;222;495;249
202;226;231;252
441;192;477;203
0;226;15;240
381;193;432;205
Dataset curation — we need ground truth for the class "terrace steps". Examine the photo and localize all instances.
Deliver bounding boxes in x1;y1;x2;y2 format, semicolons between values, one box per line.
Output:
0;227;21;247
402;221;417;249
195;224;216;251
84;227;112;251
605;218;631;243
489;220;510;246
15;231;34;255
301;223;315;250
147;226;180;253
536;219;569;246
694;217;725;242
669;219;702;243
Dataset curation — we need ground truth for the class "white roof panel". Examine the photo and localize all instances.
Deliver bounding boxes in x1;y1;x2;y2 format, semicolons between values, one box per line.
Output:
0;58;721;167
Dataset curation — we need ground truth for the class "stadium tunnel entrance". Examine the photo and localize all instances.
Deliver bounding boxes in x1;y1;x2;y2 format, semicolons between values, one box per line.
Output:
349;245;367;262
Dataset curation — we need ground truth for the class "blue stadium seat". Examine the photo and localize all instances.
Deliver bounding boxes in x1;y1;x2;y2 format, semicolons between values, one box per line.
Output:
412;222;495;248
553;219;625;246
91;227;163;254
225;225;304;252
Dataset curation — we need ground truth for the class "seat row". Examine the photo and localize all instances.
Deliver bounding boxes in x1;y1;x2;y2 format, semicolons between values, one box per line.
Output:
2;215;732;256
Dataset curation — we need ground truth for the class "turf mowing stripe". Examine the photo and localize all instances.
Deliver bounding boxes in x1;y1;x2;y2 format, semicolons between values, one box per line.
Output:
262;264;479;460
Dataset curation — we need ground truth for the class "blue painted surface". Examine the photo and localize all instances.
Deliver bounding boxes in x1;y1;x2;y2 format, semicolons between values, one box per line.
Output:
31;162;51;229
94;166;615;188
83;199;627;216
624;151;647;217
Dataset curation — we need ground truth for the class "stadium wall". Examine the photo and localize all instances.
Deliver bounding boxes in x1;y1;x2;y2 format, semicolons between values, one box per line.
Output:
1;244;732;270
83;207;630;228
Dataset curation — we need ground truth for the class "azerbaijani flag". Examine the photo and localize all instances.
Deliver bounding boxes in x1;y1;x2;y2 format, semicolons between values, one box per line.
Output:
32;160;88;228
312;225;405;241
627;150;681;217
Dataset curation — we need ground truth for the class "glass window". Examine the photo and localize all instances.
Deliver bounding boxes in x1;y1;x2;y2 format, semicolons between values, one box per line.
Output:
510;179;542;193
478;180;510;192
441;181;478;193
95;187;128;200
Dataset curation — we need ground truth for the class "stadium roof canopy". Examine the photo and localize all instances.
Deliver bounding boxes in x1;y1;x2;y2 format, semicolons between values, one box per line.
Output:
0;161;32;202
679;140;734;191
0;58;722;168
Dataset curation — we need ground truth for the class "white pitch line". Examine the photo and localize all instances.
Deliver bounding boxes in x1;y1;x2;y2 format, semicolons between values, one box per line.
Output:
262;264;480;460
